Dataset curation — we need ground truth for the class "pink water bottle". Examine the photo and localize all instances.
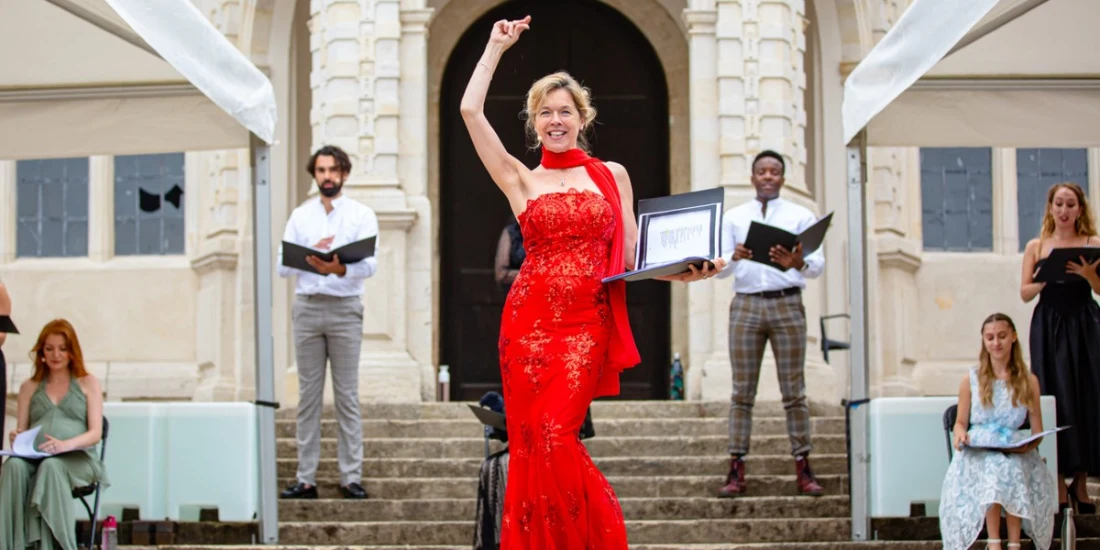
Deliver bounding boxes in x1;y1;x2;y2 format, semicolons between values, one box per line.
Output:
101;515;118;550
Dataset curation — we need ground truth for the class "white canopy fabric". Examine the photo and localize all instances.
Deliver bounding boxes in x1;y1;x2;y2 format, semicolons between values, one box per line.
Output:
843;0;1100;148
104;0;276;144
841;0;1001;145
0;0;275;160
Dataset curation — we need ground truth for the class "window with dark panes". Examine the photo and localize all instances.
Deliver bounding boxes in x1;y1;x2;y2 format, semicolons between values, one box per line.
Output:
920;147;993;251
16;158;90;258
114;153;185;255
1016;148;1088;250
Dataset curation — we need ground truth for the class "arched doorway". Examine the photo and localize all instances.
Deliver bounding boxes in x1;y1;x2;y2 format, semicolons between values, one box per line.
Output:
439;0;671;401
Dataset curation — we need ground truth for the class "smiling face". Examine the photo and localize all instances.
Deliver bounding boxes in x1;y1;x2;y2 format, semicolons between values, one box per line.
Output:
981;320;1016;365
524;72;596;153
535;89;581;153
751;156;785;200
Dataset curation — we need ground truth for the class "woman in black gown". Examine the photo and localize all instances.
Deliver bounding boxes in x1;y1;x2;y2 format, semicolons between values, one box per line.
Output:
0;281;10;450
1020;182;1100;512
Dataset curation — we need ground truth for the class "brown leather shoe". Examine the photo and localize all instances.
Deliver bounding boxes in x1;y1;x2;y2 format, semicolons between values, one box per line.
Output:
795;455;824;496
717;457;746;498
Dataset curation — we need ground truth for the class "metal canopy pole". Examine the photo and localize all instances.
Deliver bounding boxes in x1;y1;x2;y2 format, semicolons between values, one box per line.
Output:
846;130;871;541
250;134;279;544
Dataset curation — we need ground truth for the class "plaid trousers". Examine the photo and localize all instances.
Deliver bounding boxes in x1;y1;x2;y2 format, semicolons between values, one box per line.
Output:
727;292;812;457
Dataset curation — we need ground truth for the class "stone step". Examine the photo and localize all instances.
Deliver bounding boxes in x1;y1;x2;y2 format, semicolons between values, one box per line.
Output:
274;417;847;439
276;453;849;479
274;517;851;545
273;401;842;421
121;544;1100;550
276;474;848;500
276;434;847;459
278;495;850;522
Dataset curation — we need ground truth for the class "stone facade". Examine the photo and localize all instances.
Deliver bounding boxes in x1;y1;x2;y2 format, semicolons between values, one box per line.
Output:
4;0;1098;432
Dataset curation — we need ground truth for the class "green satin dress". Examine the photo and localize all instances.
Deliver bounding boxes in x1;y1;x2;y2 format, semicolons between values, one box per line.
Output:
0;378;108;550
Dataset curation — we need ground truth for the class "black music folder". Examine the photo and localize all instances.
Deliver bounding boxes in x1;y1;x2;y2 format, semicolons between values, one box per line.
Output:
1034;247;1100;283
468;404;507;431
0;315;18;334
602;188;724;283
743;212;833;271
281;236;377;274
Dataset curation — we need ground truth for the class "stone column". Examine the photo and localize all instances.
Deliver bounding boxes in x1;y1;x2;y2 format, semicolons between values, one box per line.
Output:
87;156;114;262
0;161;16;265
682;2;720;401
191;150;245;401
299;0;428;404
697;0;835;404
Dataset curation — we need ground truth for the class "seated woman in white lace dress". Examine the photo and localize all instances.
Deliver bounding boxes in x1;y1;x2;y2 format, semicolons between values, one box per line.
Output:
940;313;1056;550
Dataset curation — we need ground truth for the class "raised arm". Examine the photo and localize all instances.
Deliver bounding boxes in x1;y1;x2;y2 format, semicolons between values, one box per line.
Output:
459;16;531;214
1020;238;1045;302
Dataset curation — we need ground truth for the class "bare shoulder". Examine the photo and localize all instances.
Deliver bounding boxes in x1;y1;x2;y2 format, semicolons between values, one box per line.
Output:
78;373;102;396
19;377;37;395
1028;372;1041;389
604;161;629;182
1089;235;1100;246
1024;238;1041;255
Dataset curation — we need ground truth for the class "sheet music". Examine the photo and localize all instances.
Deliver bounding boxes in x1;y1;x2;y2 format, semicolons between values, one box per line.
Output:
641;208;714;267
0;426;50;458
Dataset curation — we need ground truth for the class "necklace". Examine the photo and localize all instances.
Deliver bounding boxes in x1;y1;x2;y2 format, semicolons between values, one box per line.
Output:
557;169;567;187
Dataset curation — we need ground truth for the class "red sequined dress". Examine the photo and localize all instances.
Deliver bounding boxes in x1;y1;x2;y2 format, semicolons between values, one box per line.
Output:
497;188;628;549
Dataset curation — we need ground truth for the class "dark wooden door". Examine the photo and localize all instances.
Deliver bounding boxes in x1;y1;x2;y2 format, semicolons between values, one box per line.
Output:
440;0;670;401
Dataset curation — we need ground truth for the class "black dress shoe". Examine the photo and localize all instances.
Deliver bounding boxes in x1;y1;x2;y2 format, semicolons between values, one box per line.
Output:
340;482;368;499
280;482;318;499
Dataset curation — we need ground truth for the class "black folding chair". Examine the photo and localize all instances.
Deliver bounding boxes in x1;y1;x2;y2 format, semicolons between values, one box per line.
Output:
73;417;108;550
943;404;1030;460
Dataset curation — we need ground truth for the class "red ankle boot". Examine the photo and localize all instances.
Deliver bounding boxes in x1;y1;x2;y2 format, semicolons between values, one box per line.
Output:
795;455;824;496
717;457;746;498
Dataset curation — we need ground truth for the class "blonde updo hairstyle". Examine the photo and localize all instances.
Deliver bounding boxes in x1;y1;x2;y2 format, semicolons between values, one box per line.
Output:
522;72;597;152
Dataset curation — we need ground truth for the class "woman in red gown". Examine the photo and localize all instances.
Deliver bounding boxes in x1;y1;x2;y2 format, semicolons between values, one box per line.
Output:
460;16;723;549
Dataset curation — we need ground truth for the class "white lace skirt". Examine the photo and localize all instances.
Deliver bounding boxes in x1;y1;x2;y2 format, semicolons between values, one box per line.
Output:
939;448;1056;550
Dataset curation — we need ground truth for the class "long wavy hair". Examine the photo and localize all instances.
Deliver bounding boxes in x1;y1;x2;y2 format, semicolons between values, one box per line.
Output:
977;313;1031;408
1040;182;1097;239
29;319;89;382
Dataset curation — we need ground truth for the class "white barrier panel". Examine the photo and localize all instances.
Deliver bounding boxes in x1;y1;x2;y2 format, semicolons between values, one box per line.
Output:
79;402;258;522
869;396;1057;518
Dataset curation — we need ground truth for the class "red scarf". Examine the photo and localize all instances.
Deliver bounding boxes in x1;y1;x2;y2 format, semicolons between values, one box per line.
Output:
540;147;640;397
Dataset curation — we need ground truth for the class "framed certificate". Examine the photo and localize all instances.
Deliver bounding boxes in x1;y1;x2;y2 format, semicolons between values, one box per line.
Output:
603;187;724;283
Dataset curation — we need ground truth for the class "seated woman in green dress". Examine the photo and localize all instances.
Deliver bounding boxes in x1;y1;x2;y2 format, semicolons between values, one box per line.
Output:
1;319;108;550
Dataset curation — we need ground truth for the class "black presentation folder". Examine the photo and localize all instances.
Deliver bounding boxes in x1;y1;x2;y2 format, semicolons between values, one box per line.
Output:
1034;247;1100;283
468;404;507;431
743;212;833;271
0;315;18;334
602;187;724;283
281;236;376;274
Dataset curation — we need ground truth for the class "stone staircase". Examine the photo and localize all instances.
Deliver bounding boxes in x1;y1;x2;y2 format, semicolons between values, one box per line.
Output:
117;400;1100;549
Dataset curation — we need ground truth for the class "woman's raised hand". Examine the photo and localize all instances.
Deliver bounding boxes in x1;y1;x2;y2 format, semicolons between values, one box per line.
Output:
489;15;531;50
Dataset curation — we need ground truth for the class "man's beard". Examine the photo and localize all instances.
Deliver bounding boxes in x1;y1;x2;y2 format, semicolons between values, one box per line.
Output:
318;180;343;198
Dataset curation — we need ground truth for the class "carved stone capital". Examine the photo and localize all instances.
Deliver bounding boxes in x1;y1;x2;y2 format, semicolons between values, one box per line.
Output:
191;238;239;275
378;209;419;231
876;234;922;273
682;9;718;35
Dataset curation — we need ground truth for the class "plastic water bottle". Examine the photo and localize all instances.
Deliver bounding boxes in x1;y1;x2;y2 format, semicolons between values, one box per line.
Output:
669;353;684;400
438;365;451;402
101;515;118;550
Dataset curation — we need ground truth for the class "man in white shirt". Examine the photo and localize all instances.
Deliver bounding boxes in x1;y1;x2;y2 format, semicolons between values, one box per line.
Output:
277;145;378;500
713;150;825;498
